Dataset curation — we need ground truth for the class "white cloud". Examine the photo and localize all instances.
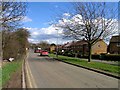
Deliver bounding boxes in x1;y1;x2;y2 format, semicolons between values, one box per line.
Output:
56;14;118;44
28;38;39;43
24;25;66;44
26;13;118;45
22;16;32;22
63;13;70;17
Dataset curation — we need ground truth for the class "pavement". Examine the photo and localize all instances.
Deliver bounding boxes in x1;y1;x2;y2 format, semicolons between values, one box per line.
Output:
26;50;118;88
79;58;118;66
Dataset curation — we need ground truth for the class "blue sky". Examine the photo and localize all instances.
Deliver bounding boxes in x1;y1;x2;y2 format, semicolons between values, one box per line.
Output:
22;2;118;44
23;2;75;44
24;2;73;28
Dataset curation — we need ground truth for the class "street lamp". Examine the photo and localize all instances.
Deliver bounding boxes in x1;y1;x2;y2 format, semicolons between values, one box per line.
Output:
55;28;58;58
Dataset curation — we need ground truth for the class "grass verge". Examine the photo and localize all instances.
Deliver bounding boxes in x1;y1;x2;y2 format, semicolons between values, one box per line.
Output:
1;57;24;87
49;54;119;75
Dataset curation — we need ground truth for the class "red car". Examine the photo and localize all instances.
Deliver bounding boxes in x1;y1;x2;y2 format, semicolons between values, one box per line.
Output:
34;49;42;53
40;50;49;56
34;49;40;53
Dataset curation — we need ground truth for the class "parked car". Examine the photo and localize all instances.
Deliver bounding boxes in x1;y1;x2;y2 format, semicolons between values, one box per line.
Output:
34;48;42;53
34;49;40;53
40;50;49;56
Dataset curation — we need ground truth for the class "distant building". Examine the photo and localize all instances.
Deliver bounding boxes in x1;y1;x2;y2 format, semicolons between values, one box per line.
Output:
63;41;75;51
60;39;107;56
50;43;56;52
92;39;107;54
108;35;120;54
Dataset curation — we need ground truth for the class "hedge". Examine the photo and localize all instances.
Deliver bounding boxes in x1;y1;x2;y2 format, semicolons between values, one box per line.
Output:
100;54;120;61
57;51;120;61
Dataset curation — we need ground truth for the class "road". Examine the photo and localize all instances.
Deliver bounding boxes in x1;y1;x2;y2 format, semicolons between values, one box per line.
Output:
26;50;118;88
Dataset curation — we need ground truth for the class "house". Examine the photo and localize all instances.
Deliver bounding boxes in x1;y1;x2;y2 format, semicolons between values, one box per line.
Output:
61;39;107;56
72;39;107;55
63;41;75;51
50;43;56;52
71;40;88;56
92;39;107;54
108;35;120;54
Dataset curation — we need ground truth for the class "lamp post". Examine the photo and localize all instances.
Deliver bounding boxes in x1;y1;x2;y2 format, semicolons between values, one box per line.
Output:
55;28;58;58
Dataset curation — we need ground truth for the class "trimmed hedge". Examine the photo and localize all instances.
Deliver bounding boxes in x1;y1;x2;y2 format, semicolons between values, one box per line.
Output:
92;54;100;59
100;54;120;61
58;50;120;61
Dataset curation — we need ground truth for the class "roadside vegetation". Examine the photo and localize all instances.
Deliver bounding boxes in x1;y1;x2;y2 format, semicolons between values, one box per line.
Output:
1;56;24;87
49;54;119;75
58;51;120;61
2;2;29;60
1;1;29;87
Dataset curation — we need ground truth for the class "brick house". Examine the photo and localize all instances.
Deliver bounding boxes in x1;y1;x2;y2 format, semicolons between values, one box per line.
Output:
63;41;75;51
108;35;120;54
92;39;107;54
61;39;107;56
70;40;88;56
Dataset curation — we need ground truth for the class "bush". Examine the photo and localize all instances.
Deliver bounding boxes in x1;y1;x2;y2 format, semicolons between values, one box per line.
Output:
91;54;120;61
62;51;75;57
102;54;120;61
58;50;120;61
92;54;100;59
49;51;55;54
58;51;63;55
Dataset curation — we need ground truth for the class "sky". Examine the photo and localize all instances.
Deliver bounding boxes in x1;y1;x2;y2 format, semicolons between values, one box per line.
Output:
22;2;118;44
23;2;74;44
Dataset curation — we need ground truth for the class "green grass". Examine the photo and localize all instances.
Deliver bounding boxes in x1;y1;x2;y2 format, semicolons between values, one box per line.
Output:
49;54;119;75
1;59;23;87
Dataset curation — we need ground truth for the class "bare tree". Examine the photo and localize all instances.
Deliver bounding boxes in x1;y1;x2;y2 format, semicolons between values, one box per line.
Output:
56;2;117;62
1;1;27;50
38;41;50;50
1;1;27;59
1;1;27;29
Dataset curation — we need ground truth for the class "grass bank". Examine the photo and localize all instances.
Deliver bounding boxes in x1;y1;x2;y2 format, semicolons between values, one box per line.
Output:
49;54;119;75
1;56;24;87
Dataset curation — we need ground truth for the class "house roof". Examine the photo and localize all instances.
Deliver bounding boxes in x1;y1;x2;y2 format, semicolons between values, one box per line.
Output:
64;41;76;47
70;40;87;46
75;40;88;46
50;43;56;46
57;45;62;49
61;38;105;48
110;35;120;43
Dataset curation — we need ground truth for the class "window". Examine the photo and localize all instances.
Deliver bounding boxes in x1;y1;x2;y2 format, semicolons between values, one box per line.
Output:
117;42;120;47
98;45;100;47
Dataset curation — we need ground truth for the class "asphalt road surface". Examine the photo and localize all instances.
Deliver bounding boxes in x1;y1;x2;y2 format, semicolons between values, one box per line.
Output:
26;50;118;88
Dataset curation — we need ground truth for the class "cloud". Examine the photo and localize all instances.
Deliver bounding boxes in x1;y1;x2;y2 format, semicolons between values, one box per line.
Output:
56;13;118;45
26;13;118;45
24;25;68;44
63;13;70;17
22;16;32;22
